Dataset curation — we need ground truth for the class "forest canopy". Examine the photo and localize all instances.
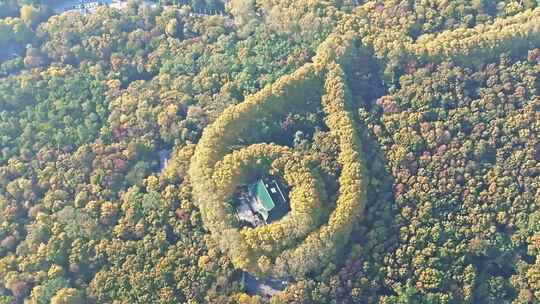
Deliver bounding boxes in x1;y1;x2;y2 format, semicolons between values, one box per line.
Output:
0;0;539;303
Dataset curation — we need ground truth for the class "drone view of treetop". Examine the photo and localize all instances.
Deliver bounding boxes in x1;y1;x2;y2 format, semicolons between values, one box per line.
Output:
0;0;539;303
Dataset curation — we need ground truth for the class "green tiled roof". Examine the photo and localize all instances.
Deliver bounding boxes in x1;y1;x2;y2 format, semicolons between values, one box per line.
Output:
255;180;275;211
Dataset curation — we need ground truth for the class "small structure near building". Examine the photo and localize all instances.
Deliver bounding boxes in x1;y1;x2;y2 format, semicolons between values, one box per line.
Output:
235;177;289;227
158;149;170;173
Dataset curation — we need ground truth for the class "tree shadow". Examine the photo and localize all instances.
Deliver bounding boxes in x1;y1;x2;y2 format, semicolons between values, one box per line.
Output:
334;113;402;298
327;52;402;299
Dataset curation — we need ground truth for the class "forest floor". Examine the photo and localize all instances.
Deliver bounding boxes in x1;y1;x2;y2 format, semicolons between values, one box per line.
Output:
243;272;289;297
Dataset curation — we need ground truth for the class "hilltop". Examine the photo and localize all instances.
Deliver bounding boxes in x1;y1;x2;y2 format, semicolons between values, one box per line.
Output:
0;1;539;303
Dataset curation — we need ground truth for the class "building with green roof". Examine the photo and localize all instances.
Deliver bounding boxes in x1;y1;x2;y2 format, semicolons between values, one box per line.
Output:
254;179;276;220
236;177;289;226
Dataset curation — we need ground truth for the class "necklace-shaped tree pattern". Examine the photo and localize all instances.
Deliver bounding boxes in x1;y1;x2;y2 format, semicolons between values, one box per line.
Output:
188;6;540;279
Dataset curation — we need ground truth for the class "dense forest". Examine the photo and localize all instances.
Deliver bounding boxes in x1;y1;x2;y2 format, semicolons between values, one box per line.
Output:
0;0;539;303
